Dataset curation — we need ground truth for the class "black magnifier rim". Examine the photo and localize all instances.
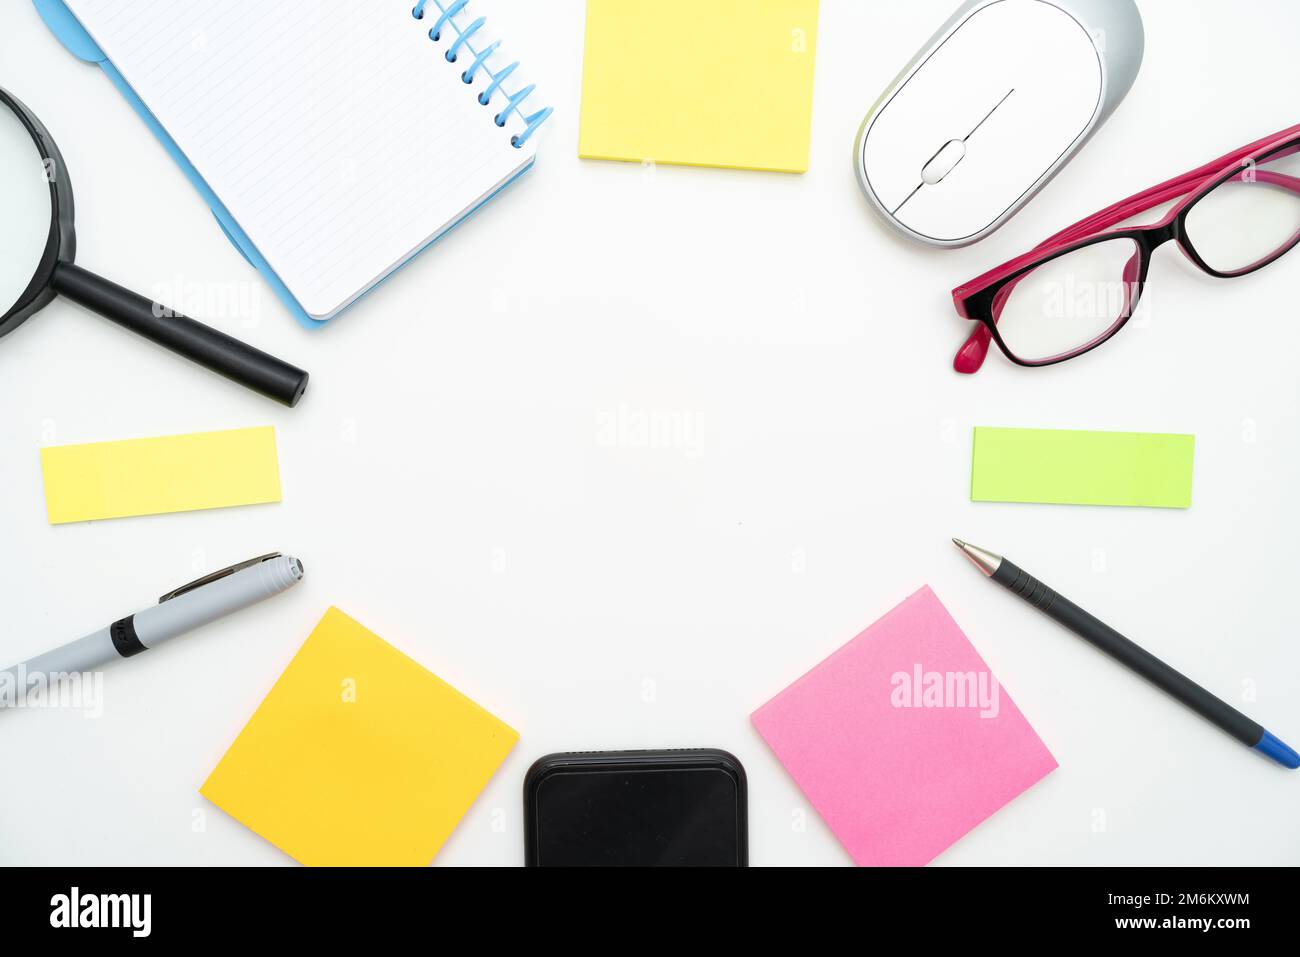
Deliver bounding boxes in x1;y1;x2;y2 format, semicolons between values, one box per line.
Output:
0;86;76;339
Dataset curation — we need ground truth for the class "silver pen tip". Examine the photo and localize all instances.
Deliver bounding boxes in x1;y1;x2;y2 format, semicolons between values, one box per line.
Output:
951;538;1002;576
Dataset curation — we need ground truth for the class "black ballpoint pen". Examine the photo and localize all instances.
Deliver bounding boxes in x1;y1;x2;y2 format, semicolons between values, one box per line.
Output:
953;539;1298;769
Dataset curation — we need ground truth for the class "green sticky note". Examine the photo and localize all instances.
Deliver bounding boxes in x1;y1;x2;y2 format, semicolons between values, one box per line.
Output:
971;428;1195;508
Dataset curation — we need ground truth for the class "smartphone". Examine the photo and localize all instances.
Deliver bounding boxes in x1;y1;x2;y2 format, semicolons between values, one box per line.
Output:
523;749;748;867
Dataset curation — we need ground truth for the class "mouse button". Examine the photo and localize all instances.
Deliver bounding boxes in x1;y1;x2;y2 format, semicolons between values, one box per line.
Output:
861;58;1012;213
921;139;967;185
860;119;925;215
896;172;1007;242
894;9;1104;242
929;35;1100;231
861;3;1028;214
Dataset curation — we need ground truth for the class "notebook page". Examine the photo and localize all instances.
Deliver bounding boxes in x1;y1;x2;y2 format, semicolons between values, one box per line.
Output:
65;0;537;320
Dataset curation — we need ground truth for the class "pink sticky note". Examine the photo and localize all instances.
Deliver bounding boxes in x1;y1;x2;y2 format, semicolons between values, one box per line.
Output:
752;586;1057;866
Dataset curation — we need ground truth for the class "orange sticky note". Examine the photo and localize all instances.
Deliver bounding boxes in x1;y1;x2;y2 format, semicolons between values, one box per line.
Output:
201;608;518;866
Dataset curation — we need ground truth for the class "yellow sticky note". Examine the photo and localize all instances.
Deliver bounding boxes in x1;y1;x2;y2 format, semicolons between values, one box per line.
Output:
579;0;820;172
201;607;518;866
40;426;281;524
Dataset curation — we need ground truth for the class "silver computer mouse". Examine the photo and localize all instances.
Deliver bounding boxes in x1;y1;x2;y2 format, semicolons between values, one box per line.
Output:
855;0;1144;248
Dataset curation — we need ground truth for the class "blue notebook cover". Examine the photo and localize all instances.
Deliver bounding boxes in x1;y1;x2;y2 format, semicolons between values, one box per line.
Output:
35;0;548;329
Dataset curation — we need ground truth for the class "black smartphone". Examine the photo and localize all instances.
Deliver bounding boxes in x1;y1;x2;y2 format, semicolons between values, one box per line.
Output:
523;749;748;867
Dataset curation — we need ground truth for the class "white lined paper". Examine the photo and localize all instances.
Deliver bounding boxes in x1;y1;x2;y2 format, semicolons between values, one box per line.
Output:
65;0;537;320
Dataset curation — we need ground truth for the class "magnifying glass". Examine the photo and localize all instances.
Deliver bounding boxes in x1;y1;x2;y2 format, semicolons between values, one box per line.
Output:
0;87;308;407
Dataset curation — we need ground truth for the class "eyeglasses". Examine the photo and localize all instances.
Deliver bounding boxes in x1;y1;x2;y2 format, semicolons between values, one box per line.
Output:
951;123;1300;373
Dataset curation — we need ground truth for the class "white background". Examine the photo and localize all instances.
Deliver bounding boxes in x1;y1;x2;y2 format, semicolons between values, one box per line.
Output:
1;0;1297;867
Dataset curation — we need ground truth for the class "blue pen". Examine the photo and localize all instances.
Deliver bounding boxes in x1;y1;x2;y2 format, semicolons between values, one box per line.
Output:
955;540;1300;769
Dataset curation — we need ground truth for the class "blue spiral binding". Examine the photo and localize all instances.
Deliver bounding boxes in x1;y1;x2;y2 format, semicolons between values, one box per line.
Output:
512;107;553;149
446;17;486;61
413;0;465;41
412;0;553;149
478;61;517;105
462;40;500;84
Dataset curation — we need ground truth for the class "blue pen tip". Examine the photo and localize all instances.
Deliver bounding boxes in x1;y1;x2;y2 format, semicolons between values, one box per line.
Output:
1255;730;1300;769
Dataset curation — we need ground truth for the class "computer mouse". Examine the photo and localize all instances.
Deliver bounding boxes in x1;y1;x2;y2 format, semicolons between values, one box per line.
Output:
855;0;1143;247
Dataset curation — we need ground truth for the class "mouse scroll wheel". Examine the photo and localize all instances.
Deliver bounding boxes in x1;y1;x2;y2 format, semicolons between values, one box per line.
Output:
921;139;967;185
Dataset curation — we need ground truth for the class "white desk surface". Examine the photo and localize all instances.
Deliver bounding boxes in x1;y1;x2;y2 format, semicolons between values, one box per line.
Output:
2;0;1297;867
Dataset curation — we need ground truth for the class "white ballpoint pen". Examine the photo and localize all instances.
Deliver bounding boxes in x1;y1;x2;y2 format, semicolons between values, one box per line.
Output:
1;553;303;708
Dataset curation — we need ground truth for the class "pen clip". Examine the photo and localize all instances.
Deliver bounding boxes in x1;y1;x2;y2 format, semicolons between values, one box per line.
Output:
158;553;282;603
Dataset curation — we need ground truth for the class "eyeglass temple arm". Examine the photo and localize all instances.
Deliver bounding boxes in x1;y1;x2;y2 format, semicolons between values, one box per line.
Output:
1038;137;1300;250
954;123;1300;373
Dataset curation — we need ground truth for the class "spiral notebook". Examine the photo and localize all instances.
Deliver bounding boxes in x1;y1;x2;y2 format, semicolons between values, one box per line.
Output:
55;0;551;324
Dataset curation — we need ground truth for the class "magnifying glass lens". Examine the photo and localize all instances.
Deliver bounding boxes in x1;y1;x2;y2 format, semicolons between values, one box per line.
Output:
0;103;52;316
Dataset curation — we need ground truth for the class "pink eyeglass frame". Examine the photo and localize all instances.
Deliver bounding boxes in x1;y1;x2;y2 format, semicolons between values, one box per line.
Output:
952;122;1300;374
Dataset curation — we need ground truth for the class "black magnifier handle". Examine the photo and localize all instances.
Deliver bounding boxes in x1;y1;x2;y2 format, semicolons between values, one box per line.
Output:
51;262;309;407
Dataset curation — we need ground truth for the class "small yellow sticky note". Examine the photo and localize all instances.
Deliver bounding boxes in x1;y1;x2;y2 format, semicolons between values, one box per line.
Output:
579;0;820;173
40;426;281;524
201;607;518;866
